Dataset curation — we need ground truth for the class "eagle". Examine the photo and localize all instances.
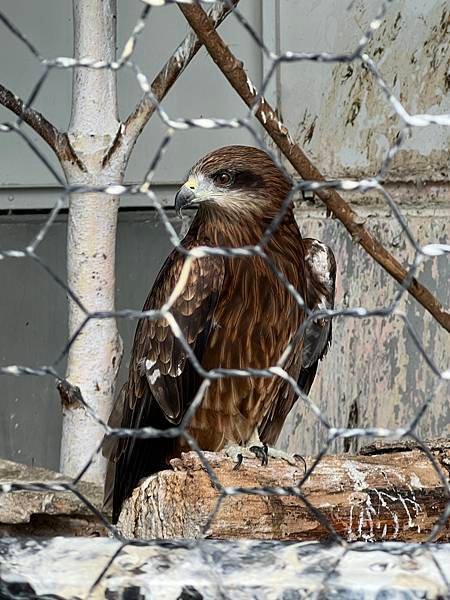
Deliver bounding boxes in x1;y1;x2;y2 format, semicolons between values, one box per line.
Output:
104;145;336;523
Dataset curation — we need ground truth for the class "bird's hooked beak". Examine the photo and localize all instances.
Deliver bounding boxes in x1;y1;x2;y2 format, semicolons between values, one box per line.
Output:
175;177;197;217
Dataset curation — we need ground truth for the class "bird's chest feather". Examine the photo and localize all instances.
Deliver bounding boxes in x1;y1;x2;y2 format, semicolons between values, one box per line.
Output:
191;252;305;448
204;253;304;371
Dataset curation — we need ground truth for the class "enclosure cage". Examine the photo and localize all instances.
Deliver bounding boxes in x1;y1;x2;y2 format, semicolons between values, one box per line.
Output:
0;1;449;598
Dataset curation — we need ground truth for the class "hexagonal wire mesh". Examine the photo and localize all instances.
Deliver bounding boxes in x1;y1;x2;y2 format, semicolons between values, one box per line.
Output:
0;0;449;596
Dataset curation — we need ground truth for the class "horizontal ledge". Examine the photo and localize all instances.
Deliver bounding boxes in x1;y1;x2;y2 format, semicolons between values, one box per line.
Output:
0;184;180;210
1;180;450;211
1;537;449;598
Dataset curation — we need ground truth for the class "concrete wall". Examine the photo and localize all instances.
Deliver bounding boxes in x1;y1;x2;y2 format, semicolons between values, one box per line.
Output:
0;211;183;469
278;0;449;180
281;203;450;456
0;0;448;469
276;0;450;454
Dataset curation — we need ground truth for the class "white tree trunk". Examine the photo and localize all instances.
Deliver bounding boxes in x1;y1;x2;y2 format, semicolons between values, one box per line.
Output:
60;0;124;483
69;0;119;136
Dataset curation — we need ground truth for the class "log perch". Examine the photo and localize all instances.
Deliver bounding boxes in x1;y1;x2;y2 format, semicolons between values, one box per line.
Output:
118;442;450;542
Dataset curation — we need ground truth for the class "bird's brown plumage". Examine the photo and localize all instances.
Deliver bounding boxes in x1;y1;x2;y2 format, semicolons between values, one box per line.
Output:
104;145;336;522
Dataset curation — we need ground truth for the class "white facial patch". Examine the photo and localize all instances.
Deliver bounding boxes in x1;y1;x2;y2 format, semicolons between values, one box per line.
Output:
187;172;216;202
188;169;265;214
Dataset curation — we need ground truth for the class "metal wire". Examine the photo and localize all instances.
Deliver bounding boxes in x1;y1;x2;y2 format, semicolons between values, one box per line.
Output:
0;0;449;595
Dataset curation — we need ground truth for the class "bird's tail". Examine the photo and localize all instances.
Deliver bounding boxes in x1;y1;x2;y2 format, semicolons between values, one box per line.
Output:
103;384;178;524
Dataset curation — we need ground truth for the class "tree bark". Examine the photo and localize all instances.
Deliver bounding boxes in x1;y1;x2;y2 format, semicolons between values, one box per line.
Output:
117;442;450;543
59;192;123;482
59;0;124;483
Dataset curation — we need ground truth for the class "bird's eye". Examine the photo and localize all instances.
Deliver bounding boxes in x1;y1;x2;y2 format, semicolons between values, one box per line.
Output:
214;171;233;186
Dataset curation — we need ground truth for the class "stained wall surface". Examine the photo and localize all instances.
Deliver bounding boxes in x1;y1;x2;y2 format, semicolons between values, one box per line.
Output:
281;205;450;456
0;0;448;469
276;0;450;453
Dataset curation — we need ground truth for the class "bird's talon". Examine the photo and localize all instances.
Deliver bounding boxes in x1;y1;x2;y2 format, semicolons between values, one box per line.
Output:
293;454;307;472
233;453;244;470
248;444;269;466
261;443;269;466
250;445;264;464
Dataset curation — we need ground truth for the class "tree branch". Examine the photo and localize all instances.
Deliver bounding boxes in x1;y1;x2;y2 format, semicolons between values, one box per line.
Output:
103;0;240;167
178;4;450;333
0;83;85;171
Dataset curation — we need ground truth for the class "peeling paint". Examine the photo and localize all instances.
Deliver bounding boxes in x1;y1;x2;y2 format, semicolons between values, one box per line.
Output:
280;208;450;460
281;1;449;179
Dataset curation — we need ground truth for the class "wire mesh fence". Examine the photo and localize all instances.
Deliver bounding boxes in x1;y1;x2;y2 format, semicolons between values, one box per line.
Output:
0;0;449;597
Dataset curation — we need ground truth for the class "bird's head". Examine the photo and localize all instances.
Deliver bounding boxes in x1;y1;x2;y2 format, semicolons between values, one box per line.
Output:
174;145;292;217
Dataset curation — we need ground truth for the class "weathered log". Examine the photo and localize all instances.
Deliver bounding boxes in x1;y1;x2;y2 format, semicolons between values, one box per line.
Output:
0;458;107;537
118;444;450;542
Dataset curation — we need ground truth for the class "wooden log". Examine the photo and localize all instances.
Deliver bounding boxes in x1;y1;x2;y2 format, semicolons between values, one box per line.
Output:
118;442;450;542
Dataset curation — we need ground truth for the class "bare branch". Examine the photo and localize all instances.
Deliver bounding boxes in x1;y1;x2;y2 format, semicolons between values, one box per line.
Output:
0;82;85;170
103;0;240;166
1;82;60;149
178;3;450;333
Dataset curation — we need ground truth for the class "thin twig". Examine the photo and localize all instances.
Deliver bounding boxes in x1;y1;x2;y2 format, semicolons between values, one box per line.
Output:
178;3;450;333
0;82;85;170
105;0;240;166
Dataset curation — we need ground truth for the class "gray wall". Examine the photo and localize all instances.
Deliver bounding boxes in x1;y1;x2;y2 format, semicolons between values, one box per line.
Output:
1;0;449;469
277;0;449;180
0;0;262;206
0;210;185;469
281;205;450;456
277;0;450;454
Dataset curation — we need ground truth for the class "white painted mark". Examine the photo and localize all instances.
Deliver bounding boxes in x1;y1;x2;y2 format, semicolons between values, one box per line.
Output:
345;460;368;491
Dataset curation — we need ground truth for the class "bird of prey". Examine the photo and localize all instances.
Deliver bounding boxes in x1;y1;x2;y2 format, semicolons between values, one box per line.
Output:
104;145;336;523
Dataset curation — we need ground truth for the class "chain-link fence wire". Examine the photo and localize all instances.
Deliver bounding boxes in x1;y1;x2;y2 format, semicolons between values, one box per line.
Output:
0;0;449;594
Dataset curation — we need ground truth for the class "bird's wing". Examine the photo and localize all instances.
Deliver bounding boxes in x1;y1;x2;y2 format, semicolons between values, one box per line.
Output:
132;249;225;424
103;246;224;519
258;238;336;444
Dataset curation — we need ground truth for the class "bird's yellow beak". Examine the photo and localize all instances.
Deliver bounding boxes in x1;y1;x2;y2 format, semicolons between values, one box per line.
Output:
174;177;198;216
185;177;197;191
